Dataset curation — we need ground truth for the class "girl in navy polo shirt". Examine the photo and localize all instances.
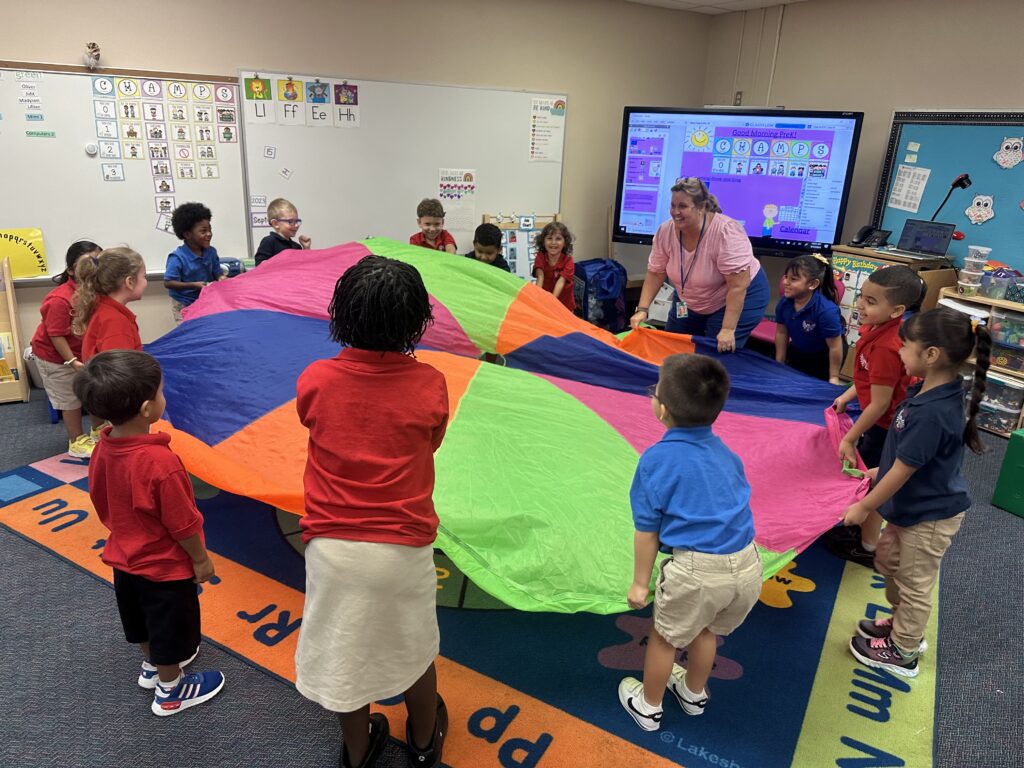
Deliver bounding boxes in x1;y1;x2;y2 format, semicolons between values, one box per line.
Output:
774;253;845;383
841;307;991;678
293;255;449;768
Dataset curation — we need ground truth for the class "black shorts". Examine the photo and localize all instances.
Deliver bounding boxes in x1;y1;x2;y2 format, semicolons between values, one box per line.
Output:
857;424;889;470
113;569;201;666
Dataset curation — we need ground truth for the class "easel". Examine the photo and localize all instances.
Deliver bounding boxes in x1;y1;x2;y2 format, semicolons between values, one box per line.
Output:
0;257;31;403
481;213;560;281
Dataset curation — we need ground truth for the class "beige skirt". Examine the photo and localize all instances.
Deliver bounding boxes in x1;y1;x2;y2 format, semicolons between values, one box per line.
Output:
294;537;439;712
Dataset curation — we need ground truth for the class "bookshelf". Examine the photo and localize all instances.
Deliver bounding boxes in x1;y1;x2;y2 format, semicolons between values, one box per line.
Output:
0;257;31;403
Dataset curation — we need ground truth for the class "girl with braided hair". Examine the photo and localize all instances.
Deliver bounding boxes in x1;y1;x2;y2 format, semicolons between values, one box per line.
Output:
842;307;991;678
293;255;449;768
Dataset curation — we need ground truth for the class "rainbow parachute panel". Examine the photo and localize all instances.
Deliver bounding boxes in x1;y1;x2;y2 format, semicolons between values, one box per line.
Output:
145;239;866;614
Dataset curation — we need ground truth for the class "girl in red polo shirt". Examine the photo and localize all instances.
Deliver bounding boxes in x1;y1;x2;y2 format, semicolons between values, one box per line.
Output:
533;221;577;313
29;240;102;457
72;247;147;360
829;265;925;566
294;255;450;768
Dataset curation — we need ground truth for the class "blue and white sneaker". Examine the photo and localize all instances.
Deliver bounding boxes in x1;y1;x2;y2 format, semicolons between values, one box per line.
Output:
151;670;225;716
138;646;200;689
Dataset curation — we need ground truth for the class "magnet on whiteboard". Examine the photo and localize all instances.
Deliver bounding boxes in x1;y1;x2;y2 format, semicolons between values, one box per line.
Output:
85;142;99;156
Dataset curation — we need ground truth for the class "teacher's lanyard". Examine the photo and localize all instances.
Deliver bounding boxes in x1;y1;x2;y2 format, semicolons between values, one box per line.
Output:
677;213;707;294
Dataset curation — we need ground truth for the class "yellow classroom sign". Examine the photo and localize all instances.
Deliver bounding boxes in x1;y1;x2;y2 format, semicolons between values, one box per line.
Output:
0;228;48;278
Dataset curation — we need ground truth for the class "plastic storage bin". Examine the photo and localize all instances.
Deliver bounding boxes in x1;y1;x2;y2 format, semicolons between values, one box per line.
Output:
981;273;1012;299
957;281;980;297
976;401;1021;434
964;255;988;271
984;372;1024;411
960;269;983;285
990;308;1024;348
992;343;1024;373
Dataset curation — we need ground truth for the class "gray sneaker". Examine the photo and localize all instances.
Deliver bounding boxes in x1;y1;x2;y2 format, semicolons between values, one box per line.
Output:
666;663;708;716
856;618;928;652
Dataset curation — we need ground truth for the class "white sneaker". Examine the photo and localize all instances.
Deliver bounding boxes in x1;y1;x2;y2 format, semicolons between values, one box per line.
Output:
618;677;663;731
666;663;709;716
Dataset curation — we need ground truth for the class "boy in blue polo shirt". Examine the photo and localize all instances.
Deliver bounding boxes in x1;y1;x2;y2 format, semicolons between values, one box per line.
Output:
164;202;225;323
618;354;763;731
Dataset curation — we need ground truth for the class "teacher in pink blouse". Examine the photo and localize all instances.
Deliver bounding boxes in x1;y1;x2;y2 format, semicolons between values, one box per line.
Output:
629;177;770;353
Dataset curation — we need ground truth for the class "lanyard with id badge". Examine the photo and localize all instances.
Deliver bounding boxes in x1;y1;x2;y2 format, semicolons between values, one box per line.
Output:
675;213;707;319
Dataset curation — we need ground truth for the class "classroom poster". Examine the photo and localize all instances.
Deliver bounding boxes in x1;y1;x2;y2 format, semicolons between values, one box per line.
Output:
0;227;48;278
438;168;477;234
529;97;566;162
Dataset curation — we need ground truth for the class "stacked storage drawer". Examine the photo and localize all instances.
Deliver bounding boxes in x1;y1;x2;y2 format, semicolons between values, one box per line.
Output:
960;370;1024;435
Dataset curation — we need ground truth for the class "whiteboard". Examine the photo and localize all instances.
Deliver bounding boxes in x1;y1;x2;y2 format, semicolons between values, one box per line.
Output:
0;65;248;276
239;70;565;257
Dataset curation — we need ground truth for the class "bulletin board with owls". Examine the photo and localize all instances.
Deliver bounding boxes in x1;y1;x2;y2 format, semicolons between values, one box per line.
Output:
872;111;1024;272
0;63;248;275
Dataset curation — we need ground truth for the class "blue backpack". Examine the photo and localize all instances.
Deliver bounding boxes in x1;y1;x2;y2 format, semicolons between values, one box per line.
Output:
573;259;628;333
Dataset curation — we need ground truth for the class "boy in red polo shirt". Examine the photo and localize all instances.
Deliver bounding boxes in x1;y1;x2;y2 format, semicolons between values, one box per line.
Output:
294;255;449;768
73;350;224;716
71;247;147;360
409;197;457;253
829;265;925;566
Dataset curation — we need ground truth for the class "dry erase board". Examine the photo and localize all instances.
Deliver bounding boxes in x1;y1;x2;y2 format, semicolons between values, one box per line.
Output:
873;111;1024;271
0;64;248;275
238;70;566;257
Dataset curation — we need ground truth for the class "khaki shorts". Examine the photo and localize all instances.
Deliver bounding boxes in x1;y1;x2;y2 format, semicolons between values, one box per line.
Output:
35;357;81;411
653;541;762;648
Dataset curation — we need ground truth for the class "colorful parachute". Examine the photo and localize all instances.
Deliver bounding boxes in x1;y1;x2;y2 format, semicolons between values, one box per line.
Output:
146;239;866;614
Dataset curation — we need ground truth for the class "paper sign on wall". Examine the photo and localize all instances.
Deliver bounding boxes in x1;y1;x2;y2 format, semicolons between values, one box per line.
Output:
887;164;931;213
438;168;477;235
529;98;566;163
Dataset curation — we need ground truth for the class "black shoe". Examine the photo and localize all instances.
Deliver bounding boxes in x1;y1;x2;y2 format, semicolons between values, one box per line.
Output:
341;713;390;768
407;693;448;768
826;536;877;569
823;524;861;544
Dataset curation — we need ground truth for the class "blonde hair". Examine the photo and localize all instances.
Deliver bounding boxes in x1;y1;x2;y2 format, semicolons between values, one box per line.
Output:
267;197;297;221
670;177;722;213
72;247;145;335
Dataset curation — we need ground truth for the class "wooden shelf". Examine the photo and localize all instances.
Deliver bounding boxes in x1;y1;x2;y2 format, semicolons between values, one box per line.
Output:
939;287;1024;313
944;286;1024;437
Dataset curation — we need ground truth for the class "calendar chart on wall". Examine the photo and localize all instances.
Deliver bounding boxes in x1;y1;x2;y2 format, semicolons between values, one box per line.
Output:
0;64;247;275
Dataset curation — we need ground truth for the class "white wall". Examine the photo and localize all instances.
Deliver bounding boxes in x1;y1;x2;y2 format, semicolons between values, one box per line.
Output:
8;0;711;344
704;0;1024;243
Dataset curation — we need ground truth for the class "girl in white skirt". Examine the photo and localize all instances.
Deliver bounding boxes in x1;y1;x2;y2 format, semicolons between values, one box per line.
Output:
294;255;450;768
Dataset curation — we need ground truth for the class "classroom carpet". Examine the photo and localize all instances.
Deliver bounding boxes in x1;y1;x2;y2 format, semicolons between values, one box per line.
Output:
0;453;941;768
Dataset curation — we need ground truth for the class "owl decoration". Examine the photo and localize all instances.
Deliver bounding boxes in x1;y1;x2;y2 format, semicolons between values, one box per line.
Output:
83;41;101;70
992;137;1023;169
965;194;995;225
